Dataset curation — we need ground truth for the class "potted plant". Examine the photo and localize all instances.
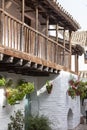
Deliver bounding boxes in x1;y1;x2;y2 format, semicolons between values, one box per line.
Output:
46;80;53;94
68;86;77;99
69;77;80;87
68;78;87;99
6;81;34;105
2;78;35;105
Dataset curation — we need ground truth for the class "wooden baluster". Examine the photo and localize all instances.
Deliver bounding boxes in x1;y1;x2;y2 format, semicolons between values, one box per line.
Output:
46;16;49;60
11;19;14;48
15;21;17;50
8;17;11;47
55;24;58;63
14;21;16;49
4;15;6;46
35;6;38;56
28;29;30;53
16;22;19;50
17;23;20;51
10;18;12;48
26;28;29;53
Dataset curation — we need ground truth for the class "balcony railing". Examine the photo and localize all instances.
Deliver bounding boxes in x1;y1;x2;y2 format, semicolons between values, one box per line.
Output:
0;9;71;69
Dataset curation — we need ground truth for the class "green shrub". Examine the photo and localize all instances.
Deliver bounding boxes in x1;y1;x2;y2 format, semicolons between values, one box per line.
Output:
28;115;52;130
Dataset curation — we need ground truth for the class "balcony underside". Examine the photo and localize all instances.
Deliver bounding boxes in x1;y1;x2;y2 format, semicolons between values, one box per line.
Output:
0;46;73;76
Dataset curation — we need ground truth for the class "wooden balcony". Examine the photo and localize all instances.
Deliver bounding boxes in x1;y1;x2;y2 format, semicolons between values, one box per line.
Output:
0;8;73;76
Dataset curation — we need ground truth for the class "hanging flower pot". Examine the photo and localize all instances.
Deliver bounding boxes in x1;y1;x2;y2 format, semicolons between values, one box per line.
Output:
6;82;34;105
67;87;76;99
46;80;53;94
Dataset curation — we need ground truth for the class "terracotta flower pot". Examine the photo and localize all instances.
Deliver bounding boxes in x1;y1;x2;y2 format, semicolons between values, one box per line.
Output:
4;89;10;97
69;80;74;86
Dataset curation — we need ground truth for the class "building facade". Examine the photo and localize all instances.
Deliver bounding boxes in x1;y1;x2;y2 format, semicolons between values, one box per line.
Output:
0;0;82;130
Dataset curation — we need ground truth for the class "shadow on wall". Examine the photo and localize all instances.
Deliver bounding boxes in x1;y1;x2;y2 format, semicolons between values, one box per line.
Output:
67;108;73;130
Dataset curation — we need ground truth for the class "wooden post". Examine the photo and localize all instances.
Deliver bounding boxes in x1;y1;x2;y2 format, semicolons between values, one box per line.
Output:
2;0;4;45
69;30;72;70
36;6;38;31
63;29;65;66
75;54;78;74
22;0;24;24
35;6;38;56
21;0;24;51
56;24;58;42
46;16;49;37
55;24;58;63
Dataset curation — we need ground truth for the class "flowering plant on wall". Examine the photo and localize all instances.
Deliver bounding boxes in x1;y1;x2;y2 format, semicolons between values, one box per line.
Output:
67;76;80;99
67;76;87;99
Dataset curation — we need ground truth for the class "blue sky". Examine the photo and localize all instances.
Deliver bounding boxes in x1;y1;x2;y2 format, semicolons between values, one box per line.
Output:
57;0;87;30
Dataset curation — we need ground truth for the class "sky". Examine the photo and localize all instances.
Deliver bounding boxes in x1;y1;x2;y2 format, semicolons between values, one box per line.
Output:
57;0;87;31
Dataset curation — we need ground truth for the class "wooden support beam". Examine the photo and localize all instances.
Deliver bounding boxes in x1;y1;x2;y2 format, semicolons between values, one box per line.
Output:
3;55;13;63
37;64;43;71
23;60;31;68
13;58;23;66
49;68;53;73
53;69;58;74
0;53;4;61
31;62;37;69
43;66;48;72
22;71;49;77
48;28;64;31
20;9;34;13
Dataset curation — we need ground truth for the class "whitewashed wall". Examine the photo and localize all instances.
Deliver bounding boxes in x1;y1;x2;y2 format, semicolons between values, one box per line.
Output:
38;71;80;130
0;72;38;130
0;71;80;130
